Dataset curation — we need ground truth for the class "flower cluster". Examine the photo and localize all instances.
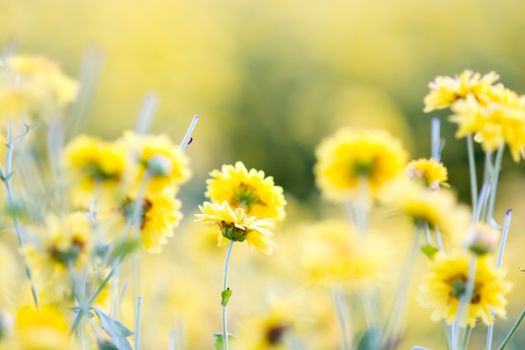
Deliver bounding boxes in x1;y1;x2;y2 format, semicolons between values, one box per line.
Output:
425;70;525;161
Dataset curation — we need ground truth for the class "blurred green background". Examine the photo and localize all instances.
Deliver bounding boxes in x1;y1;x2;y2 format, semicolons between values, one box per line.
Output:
3;0;525;204
2;1;525;347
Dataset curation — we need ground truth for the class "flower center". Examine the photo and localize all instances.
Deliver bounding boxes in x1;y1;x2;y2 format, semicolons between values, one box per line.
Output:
232;183;262;210
448;274;481;304
121;198;153;229
85;163;120;182
265;324;289;345
220;221;248;242
49;237;85;265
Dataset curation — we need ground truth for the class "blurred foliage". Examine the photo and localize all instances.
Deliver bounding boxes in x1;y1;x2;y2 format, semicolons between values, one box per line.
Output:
2;0;525;348
2;0;525;203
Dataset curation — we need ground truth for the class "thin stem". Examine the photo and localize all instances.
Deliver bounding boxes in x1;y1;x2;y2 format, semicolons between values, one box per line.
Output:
179;115;200;151
332;288;351;350
466;135;478;213
169;331;177;350
473;181;492;224
498;307;525;350
222;241;234;350
1;123;39;309
135;295;143;350
485;209;512;350
435;227;445;252
486;144;505;222
431;117;442;162
453;256;477;350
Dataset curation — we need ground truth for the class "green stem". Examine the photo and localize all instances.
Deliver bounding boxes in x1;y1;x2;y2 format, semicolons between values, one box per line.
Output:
453;256;477;350
222;241;234;350
135;296;142;350
486;144;505;222
498;307;525;350
466;135;478;214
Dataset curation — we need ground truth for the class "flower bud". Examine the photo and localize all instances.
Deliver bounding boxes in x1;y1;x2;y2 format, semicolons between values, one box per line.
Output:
147;155;172;177
466;223;500;255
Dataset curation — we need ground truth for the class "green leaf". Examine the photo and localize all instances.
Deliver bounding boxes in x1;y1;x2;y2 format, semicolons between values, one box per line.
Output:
213;333;233;350
93;307;133;350
420;244;439;259
356;328;384;350
221;288;232;307
107;237;141;265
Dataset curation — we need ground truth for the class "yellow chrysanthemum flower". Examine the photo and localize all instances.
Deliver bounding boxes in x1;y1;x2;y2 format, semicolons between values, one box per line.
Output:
451;92;525;161
27;212;92;301
418;253;511;326
119;131;191;194
114;189;182;253
0;55;78;120
14;305;71;350
301;220;389;287
380;180;470;245
205;161;286;221
195;201;275;255
407;158;448;189
64;135;126;208
233;306;294;350
424;70;499;112
314;128;408;202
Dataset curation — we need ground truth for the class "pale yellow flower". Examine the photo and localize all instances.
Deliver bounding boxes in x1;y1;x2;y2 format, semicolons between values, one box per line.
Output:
206;161;286;221
195;201;275;254
301;220;389;287
424;70;499;112
418;252;511;326
314;128;408;202
64;135;126;208
407;158;448;189
119;131;191;194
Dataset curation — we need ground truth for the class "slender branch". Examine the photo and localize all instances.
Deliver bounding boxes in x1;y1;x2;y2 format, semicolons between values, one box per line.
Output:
135;295;143;350
466;135;478;213
486;144;505;222
485;209;512;350
1;123;40;309
179;115;200;151
498;307;525;350
332;287;351;350
221;240;234;350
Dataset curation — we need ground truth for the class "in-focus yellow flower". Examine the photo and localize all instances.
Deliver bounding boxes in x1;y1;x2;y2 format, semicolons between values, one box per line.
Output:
418;252;511;326
64;135;126;208
206;161;286;221
195;201;275;254
0;55;78;120
116;189;182;253
314;128;408;202
14;305;71;350
407;158;448;189
380;180;470;246
424;70;499;112
119;131;191;194
234;306;294;350
301;220;389;287
451;92;525;161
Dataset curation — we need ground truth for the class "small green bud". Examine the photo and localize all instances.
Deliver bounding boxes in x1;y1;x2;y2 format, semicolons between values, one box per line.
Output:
147;155;172;177
221;288;232;307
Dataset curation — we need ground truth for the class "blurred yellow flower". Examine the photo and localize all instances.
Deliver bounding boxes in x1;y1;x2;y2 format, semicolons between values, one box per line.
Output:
14;305;71;350
424;70;499;112
418;252;511;327
451;92;525;161
64;135;126;208
0;55;77;120
119;131;191;194
234;306;294;350
117;189;182;253
314;128;408;202
407;158;448;189
195;201;275;254
301;220;389;287
206;161;286;221
380;180;470;245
